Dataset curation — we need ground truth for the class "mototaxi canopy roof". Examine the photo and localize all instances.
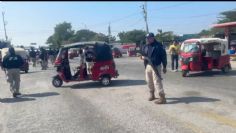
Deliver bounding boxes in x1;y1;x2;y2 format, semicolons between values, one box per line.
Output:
1;47;29;61
212;22;236;28
61;41;113;61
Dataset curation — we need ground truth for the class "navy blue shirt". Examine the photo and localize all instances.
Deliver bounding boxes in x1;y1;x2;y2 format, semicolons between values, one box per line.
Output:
2;54;24;69
142;40;167;68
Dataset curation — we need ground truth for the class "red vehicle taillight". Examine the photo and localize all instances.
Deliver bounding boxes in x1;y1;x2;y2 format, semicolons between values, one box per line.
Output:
54;58;62;66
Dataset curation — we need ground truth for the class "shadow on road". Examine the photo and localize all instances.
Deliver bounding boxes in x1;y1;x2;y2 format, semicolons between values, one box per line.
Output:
22;92;60;98
20;71;43;74
67;79;146;89
166;96;220;104
0;92;60;103
0;97;36;103
188;70;236;77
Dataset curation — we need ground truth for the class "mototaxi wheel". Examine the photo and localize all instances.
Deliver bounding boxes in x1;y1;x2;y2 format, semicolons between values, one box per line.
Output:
222;65;230;73
101;76;111;86
182;70;188;77
52;76;63;87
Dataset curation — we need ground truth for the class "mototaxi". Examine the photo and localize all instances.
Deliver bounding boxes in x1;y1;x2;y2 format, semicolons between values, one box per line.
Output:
52;41;119;87
180;38;231;77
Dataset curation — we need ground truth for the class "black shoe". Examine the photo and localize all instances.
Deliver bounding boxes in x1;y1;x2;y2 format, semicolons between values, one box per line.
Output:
16;93;22;96
13;93;17;98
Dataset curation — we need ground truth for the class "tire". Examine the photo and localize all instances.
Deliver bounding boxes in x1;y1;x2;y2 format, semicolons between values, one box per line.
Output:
101;76;111;86
52;76;63;87
25;70;28;73
182;70;188;77
222;65;230;73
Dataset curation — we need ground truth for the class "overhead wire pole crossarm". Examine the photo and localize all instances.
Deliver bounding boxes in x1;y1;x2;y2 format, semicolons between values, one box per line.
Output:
88;11;142;28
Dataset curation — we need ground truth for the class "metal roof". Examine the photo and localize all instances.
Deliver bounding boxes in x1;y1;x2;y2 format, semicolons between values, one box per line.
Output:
62;41;107;49
184;38;227;44
212;22;236;28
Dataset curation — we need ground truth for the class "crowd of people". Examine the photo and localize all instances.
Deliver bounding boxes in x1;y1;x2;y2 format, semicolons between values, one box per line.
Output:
28;47;59;70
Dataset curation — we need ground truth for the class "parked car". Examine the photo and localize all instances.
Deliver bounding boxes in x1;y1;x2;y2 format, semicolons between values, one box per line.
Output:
1;47;29;73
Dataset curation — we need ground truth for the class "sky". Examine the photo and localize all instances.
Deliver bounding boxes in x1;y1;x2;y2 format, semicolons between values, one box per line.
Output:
0;1;236;47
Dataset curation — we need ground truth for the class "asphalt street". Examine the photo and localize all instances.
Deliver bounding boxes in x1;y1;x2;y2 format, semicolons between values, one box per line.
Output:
0;55;236;133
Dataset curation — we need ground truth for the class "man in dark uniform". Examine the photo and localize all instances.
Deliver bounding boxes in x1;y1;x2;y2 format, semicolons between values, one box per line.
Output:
29;47;37;67
39;48;48;70
140;33;167;104
2;47;24;98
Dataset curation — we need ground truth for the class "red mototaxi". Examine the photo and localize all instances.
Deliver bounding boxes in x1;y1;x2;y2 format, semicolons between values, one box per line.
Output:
127;47;137;57
180;38;231;77
52;41;119;87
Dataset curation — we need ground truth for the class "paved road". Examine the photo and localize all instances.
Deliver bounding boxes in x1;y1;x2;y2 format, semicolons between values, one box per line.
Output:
0;55;236;133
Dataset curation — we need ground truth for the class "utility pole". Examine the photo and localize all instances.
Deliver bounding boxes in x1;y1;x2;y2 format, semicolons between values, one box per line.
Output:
108;23;111;43
2;11;8;41
142;2;149;33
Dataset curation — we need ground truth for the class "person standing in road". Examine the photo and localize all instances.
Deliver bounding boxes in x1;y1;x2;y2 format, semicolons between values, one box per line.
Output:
48;48;55;65
73;49;86;79
140;33;167;104
39;48;48;70
29;47;37;67
168;41;180;72
2;47;24;98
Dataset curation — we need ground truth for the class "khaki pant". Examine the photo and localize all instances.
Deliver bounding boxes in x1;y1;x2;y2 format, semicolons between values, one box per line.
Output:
31;58;36;67
86;62;94;75
145;64;164;94
41;60;47;70
6;69;21;94
49;55;55;64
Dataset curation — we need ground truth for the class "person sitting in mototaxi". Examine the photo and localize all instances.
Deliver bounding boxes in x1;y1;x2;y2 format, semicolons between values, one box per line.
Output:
201;45;209;69
73;49;86;79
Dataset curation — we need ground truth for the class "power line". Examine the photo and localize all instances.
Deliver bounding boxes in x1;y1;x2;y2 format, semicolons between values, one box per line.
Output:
88;3;192;29
88;11;142;28
150;12;219;20
149;2;192;12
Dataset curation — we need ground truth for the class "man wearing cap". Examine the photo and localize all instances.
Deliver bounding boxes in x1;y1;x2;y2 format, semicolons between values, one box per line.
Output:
2;47;24;98
140;33;167;104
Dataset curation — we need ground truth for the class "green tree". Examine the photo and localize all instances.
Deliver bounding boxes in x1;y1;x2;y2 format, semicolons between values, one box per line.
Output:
218;9;236;23
46;21;74;48
69;29;97;42
198;9;236;37
0;40;10;49
118;30;146;44
156;29;175;43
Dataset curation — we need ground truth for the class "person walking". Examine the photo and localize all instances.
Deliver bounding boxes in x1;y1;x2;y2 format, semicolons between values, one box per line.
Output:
2;47;24;98
39;48;48;70
48;48;55;65
29;47;37;67
169;41;180;72
140;33;167;104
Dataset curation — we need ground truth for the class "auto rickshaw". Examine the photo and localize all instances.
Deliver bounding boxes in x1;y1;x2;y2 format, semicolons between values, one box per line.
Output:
180;38;231;77
52;41;119;87
127;47;137;57
112;47;122;58
1;47;30;73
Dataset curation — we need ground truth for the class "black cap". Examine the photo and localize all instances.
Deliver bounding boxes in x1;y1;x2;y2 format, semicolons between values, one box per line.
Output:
146;33;155;38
